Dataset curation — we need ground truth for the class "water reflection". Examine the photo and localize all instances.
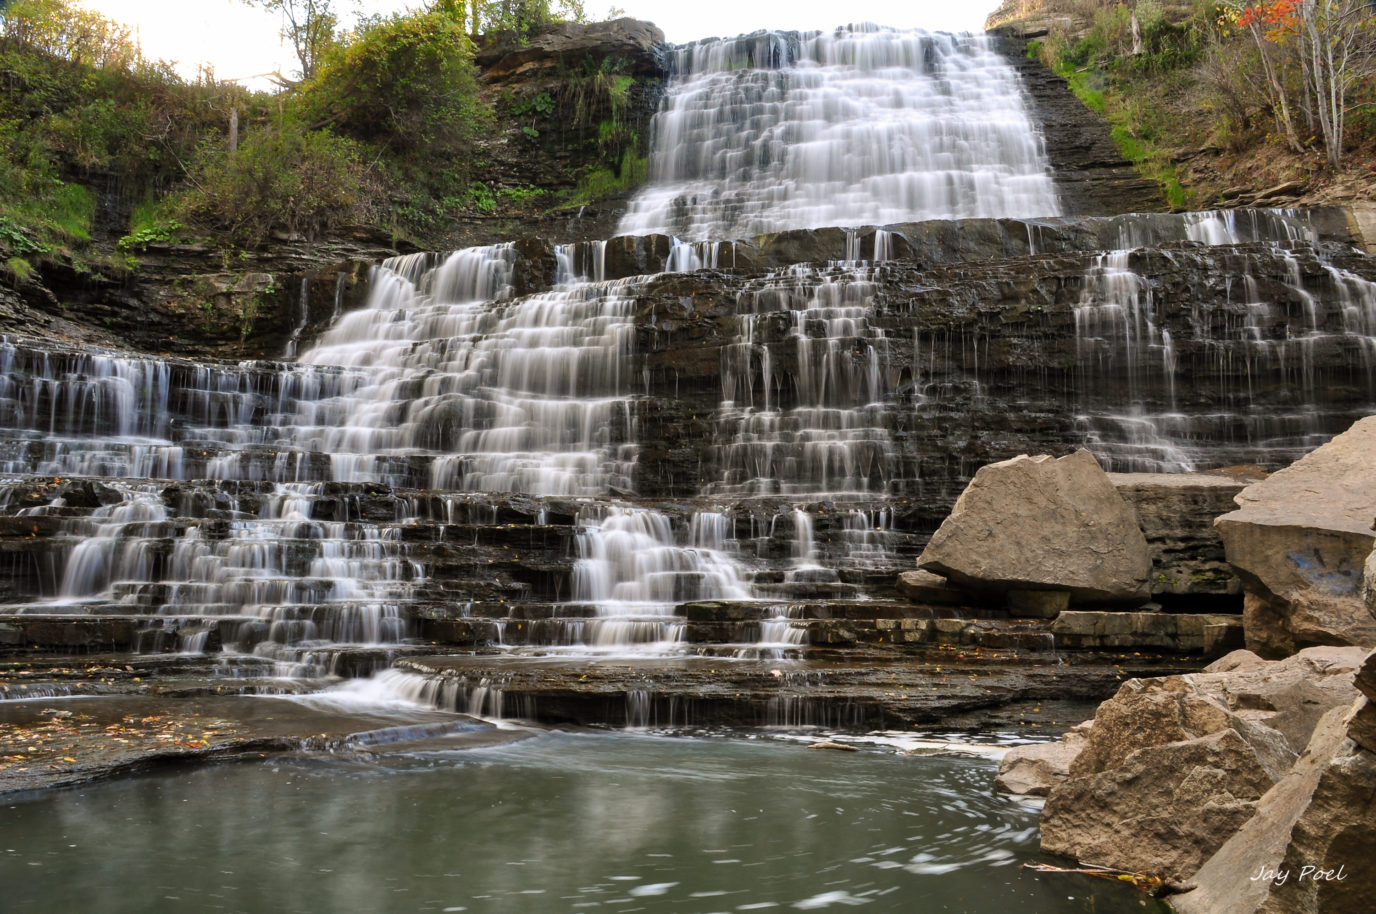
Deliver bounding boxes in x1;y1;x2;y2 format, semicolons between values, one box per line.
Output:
0;731;1164;913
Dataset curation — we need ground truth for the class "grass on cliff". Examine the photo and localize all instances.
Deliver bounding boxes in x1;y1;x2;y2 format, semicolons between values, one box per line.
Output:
1025;0;1376;208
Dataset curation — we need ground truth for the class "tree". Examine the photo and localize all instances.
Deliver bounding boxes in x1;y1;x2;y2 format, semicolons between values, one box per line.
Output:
1;0;139;69
430;0;585;35
243;0;340;83
1227;0;1376;167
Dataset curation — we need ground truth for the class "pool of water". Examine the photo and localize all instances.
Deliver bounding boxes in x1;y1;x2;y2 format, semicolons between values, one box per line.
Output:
0;730;1163;913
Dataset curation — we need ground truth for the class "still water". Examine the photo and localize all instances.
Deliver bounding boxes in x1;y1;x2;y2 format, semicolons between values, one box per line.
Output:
1;730;1161;913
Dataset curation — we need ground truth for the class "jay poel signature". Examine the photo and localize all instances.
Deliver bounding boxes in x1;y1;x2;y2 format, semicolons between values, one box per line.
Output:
1250;863;1349;886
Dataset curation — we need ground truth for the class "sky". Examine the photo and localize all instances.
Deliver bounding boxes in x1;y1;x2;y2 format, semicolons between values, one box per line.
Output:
79;1;998;88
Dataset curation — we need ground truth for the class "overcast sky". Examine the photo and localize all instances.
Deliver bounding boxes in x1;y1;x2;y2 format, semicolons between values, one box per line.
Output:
79;1;997;88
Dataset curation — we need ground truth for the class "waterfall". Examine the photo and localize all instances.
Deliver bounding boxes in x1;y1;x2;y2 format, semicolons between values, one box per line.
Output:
5;22;1376;676
711;264;894;495
619;25;1061;239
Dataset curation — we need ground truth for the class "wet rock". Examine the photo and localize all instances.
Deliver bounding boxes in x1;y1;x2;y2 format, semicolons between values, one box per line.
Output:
1109;472;1245;598
917;450;1151;605
995;720;1091;796
1039;646;1368;879
1049;611;1243;653
1215;416;1376;656
992;30;1167;216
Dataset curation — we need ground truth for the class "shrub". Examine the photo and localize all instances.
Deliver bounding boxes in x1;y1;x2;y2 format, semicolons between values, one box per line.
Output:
176;119;373;247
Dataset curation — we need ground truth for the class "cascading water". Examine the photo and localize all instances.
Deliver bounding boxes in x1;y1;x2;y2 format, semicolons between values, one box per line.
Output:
1070;217;1376;472
619;25;1061;239
4;23;1376;684
712;264;894;496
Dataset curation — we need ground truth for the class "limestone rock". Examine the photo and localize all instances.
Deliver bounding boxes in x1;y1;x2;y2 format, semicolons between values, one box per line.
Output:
1043;727;1277;879
476;18;666;84
1006;589;1070;618
1173;697;1376;914
895;569;967;606
917;450;1151;605
1038;647;1367;878
995;721;1091;797
1049;611;1242;653
1109;472;1245;596
1215;416;1376;656
1364;545;1376;620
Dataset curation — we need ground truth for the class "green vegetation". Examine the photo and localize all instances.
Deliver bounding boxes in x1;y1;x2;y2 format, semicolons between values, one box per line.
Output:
1023;1;1376;205
0;0;645;278
567;148;648;206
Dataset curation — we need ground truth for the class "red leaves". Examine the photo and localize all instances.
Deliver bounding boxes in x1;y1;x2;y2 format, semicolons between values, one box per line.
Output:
1238;1;1302;38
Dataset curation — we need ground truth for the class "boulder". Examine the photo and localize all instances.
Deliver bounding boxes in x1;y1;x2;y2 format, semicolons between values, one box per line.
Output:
1215;416;1376;656
995;721;1091;797
917;450;1151;605
1109;472;1245;597
1043;727;1278;879
1173;672;1376;914
1038;647;1367;879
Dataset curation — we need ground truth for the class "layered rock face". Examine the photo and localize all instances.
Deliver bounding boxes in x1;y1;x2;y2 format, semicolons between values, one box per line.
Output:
1216;417;1376;656
1110;472;1246;601
1024;647;1370;881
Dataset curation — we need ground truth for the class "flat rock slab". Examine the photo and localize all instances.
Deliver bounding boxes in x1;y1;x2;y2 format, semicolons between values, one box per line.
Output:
397;652;1196;731
0;695;516;796
919;450;1151;605
1215;415;1376;655
1050;611;1243;653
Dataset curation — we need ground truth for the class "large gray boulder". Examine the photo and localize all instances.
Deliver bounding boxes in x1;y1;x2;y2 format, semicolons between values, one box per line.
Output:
1110;472;1245;597
1215;416;1376;657
1037;647;1368;880
1173;650;1376;914
917;450;1151;605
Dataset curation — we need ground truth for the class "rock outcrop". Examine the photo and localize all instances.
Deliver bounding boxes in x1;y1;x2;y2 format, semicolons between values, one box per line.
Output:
991;30;1167;216
1215;416;1376;657
1029;647;1368;880
917;450;1151;606
474;18;665;84
1049;611;1242;653
1172;649;1376;914
1364;546;1376;619
1109;472;1245;600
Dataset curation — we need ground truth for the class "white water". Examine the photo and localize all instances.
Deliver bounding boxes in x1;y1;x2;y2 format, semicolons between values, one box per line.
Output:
620;25;1060;239
1072;239;1376;472
712;264;894;495
6;25;1376;669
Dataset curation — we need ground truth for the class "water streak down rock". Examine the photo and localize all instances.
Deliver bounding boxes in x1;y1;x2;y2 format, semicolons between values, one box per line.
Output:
917;450;1151;605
